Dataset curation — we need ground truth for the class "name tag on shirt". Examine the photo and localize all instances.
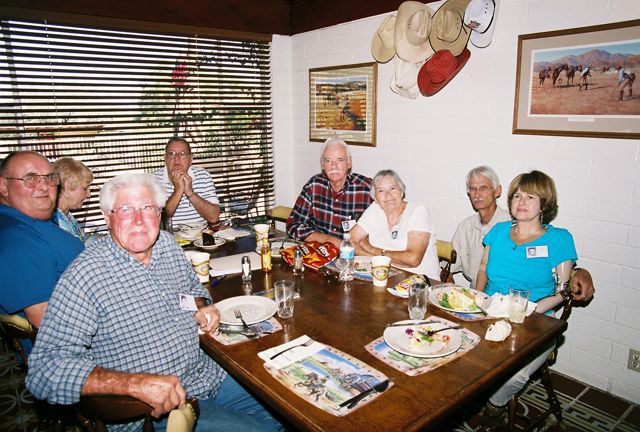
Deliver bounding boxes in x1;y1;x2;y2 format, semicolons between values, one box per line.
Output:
342;219;356;232
526;245;548;258
179;294;198;311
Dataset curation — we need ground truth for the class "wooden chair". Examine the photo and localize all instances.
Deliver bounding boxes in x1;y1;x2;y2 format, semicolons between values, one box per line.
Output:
76;395;198;432
0;313;37;366
436;240;457;282
268;205;292;225
506;285;574;431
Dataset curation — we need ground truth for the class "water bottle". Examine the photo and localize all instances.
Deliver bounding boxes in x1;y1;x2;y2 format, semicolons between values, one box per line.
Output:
339;233;355;282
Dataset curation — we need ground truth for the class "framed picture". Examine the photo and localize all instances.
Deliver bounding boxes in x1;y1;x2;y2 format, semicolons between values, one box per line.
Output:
309;62;377;146
513;19;640;140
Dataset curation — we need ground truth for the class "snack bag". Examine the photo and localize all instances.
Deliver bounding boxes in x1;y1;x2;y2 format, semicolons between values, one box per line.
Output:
393;274;426;296
281;241;339;271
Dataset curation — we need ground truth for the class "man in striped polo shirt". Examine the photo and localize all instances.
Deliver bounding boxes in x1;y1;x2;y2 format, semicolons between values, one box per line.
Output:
154;137;220;226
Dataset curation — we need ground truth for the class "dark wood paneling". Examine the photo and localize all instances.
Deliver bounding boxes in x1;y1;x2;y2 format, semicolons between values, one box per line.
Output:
0;0;441;35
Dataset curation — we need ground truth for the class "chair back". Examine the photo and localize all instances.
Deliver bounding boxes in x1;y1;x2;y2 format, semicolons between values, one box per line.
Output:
0;314;37;365
76;396;199;432
436;240;457;282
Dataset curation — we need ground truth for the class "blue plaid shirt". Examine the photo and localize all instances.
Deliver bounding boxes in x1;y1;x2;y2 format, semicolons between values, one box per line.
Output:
286;172;372;240
27;231;226;431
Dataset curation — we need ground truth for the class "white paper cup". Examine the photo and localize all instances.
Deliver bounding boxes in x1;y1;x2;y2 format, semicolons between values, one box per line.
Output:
274;280;295;319
187;251;210;283
254;223;270;241
371;255;392;287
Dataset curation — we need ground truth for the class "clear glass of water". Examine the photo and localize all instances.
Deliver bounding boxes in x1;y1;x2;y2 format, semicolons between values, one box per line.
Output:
408;283;429;320
508;287;530;324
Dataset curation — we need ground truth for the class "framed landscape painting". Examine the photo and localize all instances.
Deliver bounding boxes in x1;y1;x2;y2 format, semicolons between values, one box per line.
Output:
513;19;640;140
309;62;377;147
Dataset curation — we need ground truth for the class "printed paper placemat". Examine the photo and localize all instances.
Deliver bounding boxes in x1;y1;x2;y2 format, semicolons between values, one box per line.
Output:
259;336;391;416
365;316;480;376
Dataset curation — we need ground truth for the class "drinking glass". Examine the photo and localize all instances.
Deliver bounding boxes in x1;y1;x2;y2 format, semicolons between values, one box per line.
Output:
274;280;295;319
408;283;429;320
508;287;530;324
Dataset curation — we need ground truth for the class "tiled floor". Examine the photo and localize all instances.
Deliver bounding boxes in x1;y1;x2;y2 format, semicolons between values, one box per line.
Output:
1;341;638;432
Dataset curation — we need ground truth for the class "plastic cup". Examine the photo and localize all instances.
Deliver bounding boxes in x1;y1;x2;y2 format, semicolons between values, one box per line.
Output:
508;287;530;323
274;280;295;319
371;255;392;287
408;283;429;320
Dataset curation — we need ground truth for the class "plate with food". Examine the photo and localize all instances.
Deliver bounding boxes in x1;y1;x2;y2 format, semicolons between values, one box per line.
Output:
429;285;489;314
255;241;299;259
215;295;278;325
383;321;462;358
193;236;226;250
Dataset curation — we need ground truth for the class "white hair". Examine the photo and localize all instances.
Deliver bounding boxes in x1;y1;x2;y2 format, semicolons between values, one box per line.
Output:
371;169;406;200
319;138;351;164
466;166;501;189
100;172;167;212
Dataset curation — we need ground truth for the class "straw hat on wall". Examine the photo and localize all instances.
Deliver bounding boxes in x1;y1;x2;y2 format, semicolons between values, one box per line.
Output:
428;0;472;57
394;1;435;63
371;15;397;63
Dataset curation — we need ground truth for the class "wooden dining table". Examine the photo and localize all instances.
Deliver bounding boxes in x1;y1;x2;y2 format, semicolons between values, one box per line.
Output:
199;236;567;431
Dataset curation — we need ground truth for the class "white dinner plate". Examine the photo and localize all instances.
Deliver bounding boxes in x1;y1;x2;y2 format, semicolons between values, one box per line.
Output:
255;241;299;259
383;320;462;358
193;237;226;250
216;295;278;325
429;285;489;314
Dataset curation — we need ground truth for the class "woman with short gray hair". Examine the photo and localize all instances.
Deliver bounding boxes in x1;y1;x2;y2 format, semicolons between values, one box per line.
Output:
350;169;440;280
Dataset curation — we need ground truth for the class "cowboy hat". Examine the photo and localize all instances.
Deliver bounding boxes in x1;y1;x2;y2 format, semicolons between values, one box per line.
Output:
390;56;426;99
371;15;397;63
429;0;472;57
464;0;500;48
417;48;470;96
394;1;435;63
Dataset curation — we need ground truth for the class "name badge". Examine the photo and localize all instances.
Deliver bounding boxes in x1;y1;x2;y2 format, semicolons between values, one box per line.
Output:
342;219;356;232
526;245;548;258
179;294;198;311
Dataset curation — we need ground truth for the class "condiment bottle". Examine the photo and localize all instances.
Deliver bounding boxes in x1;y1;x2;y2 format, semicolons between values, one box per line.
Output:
260;238;272;273
241;255;252;282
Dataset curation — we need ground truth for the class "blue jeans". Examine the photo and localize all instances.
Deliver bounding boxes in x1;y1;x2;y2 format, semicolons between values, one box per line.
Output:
154;374;284;431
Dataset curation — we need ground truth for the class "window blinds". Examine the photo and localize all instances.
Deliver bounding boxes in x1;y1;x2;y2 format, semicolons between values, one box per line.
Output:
0;18;274;230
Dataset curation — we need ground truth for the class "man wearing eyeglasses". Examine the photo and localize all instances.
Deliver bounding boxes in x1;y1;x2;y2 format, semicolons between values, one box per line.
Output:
450;165;595;301
153;137;220;226
27;172;283;431
0;151;84;336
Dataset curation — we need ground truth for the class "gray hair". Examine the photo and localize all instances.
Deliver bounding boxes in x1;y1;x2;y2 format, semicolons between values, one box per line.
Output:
100;172;167;212
165;137;191;153
466;166;501;189
371;169;406;199
319;138;351;164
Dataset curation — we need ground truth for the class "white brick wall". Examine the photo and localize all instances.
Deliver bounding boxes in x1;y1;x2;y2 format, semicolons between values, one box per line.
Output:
271;0;640;403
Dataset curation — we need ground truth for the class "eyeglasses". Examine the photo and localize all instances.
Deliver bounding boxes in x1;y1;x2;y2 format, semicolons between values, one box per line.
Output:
166;151;191;158
3;173;59;188
111;204;160;219
467;186;494;194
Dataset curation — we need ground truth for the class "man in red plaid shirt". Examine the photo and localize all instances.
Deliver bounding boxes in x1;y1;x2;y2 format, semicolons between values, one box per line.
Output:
286;138;372;247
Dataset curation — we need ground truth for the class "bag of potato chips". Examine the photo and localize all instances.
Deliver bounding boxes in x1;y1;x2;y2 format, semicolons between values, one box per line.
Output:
281;241;339;271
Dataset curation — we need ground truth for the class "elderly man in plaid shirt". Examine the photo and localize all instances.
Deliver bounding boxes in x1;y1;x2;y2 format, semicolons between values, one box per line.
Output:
286;138;372;247
27;173;282;431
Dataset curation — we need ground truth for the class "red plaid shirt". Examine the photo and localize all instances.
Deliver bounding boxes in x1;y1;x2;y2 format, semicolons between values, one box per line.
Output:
286;172;372;240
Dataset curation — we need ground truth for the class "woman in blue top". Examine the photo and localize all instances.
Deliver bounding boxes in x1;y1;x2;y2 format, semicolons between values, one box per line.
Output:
52;157;94;243
475;170;577;426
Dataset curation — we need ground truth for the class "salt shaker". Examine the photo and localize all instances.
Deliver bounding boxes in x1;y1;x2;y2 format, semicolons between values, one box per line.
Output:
293;249;304;274
241;255;252;282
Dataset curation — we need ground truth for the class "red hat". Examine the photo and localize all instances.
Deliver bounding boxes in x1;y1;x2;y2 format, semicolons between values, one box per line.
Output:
417;48;470;96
